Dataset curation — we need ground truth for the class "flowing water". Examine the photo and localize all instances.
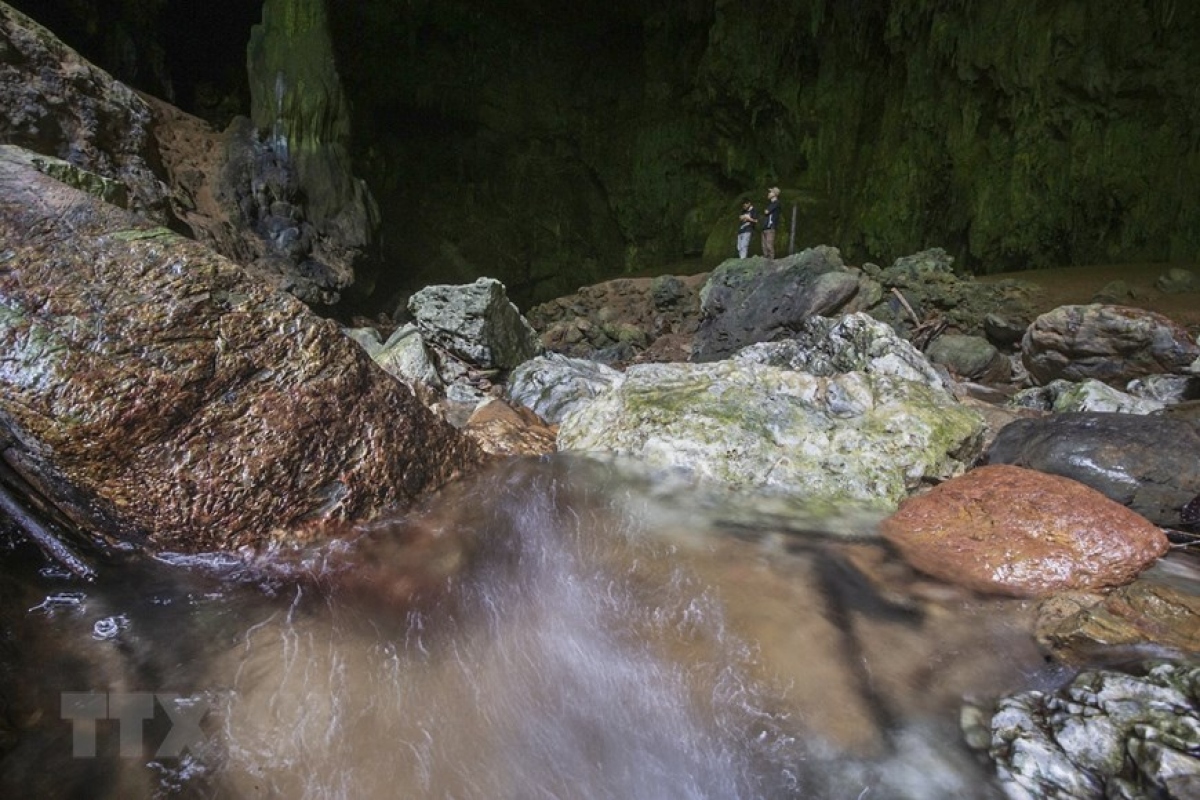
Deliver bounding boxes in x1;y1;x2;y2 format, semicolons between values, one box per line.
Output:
0;455;1070;798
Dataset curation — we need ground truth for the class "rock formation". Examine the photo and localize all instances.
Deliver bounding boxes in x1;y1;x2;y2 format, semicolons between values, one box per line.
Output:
0;144;483;554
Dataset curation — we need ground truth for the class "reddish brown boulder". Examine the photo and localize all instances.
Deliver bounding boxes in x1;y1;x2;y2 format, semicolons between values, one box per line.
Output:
0;144;484;553
881;465;1169;597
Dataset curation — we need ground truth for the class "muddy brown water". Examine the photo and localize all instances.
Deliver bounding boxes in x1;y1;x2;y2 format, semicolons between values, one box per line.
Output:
979;262;1200;331
0;456;1089;798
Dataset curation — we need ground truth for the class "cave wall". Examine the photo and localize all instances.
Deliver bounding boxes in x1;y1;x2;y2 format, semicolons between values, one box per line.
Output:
333;0;1200;308
9;0;1200;309
4;0;257;126
776;0;1200;274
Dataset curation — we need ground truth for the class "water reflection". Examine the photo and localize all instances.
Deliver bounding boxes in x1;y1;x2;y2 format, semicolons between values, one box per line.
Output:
1;456;1063;798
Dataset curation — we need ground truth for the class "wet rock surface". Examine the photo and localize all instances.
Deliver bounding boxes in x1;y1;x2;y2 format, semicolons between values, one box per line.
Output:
882;465;1169;597
985;412;1200;528
461;400;557;457
0;145;484;552
1035;564;1200;664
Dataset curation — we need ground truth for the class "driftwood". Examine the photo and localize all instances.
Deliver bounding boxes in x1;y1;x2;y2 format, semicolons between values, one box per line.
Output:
890;287;948;350
0;461;95;580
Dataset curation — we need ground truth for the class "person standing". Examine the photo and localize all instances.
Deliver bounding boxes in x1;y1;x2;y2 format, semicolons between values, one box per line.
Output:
761;187;781;259
736;199;757;258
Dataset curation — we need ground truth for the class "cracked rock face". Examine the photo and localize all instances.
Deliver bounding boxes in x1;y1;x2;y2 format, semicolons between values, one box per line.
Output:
0;144;483;552
977;663;1200;800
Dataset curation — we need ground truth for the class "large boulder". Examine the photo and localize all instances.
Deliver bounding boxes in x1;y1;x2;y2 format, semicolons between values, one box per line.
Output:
690;247;860;362
372;323;442;393
985;412;1200;528
409;278;543;371
1021;304;1200;387
924;334;1011;385
882;465;1169;597
557;359;984;511
0;144;484;552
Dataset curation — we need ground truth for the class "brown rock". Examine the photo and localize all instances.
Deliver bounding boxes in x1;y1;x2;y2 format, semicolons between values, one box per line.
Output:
462;400;557;457
0;144;484;552
881;464;1170;597
1036;571;1200;663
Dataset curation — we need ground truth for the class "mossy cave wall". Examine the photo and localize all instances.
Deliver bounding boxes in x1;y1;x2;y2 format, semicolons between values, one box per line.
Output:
10;0;1200;308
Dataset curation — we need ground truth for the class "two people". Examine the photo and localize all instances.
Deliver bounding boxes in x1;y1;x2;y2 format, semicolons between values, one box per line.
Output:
736;187;782;259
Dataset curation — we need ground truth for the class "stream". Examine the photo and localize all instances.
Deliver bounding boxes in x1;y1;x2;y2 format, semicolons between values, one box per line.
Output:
0;455;1073;798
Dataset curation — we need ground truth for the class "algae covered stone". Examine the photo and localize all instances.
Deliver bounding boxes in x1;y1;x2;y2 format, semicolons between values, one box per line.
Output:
557;359;984;510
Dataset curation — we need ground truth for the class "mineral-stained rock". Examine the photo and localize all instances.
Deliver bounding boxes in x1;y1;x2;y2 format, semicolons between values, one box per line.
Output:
0;144;484;552
1035;575;1200;664
1021;304;1200;387
985;412;1200;528
881;465;1169;597
557;358;984;511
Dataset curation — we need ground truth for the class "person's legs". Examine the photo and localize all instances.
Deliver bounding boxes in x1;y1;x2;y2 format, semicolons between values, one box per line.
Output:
762;228;776;259
737;231;750;258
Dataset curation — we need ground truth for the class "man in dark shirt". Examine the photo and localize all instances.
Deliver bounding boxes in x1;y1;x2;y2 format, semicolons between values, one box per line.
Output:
761;187;781;259
737;199;757;258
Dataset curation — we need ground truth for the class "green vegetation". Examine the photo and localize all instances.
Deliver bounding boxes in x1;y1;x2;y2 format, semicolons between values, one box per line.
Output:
326;0;1200;307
